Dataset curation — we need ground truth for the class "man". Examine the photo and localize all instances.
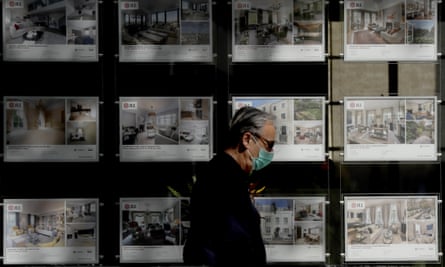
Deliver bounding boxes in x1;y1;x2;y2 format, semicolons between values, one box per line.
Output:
183;106;276;267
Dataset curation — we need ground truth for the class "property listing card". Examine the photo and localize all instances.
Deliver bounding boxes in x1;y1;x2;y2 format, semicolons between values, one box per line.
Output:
119;96;213;162
344;0;437;61
344;195;439;263
232;0;326;62
344;96;437;162
232;96;326;161
2;0;99;61
3;198;99;264
254;196;326;263
120;197;190;263
118;0;213;62
4;96;99;162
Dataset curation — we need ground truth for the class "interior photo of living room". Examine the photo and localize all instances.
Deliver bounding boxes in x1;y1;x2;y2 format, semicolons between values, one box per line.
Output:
295;222;322;245
233;0;293;45
5;199;65;248
347;198;407;245
295;200;323;221
346;197;436;245
346;0;410;45
121;0;180;45
293;0;323;44
121;198;184;246
121;99;179;145
6;98;66;145
346;99;406;145
4;0;67;45
294;121;323;144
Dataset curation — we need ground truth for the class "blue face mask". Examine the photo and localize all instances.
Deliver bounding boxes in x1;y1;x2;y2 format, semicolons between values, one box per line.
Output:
249;135;274;171
252;148;274;171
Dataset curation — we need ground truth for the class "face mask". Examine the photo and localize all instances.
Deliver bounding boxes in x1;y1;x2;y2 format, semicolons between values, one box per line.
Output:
251;148;274;171
249;136;274;171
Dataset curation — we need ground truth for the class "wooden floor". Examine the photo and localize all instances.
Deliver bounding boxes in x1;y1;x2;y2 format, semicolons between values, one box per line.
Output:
353;30;386;44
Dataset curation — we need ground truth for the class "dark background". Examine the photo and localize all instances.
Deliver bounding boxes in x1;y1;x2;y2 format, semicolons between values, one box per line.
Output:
0;1;443;266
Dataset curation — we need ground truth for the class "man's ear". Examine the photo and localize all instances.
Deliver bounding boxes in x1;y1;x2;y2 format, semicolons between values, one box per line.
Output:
238;132;252;152
241;132;252;148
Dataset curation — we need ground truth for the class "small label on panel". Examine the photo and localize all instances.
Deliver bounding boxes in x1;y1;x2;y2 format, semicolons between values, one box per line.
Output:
6;203;22;212
346;101;364;110
121;1;139;10
122;101;137;110
234;101;252;109
6;101;23;110
346;0;364;9
122;202;139;210
6;0;24;8
347;200;365;209
234;1;251;10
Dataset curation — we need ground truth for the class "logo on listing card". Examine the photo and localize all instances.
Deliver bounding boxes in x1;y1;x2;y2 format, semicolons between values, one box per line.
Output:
346;1;364;9
235;101;252;110
121;1;139;10
234;1;251;10
347;200;365;209
6;101;23;110
122;101;137;110
122;202;138;210
7;0;23;8
6;204;22;212
347;101;364;110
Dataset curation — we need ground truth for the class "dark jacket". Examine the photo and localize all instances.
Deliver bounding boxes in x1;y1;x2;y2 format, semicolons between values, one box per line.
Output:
183;152;266;266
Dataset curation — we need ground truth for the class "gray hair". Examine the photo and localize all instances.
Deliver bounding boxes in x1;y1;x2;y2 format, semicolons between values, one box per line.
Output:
227;106;275;149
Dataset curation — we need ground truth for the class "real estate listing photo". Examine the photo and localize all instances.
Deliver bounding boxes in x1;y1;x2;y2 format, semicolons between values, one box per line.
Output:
4;0;67;45
233;0;293;45
255;197;324;246
5;199;65;248
121;198;187;246
5;98;66;145
346;99;406;145
120;0;181;45
121;98;180;145
293;0;324;44
346;196;436;246
345;0;435;45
